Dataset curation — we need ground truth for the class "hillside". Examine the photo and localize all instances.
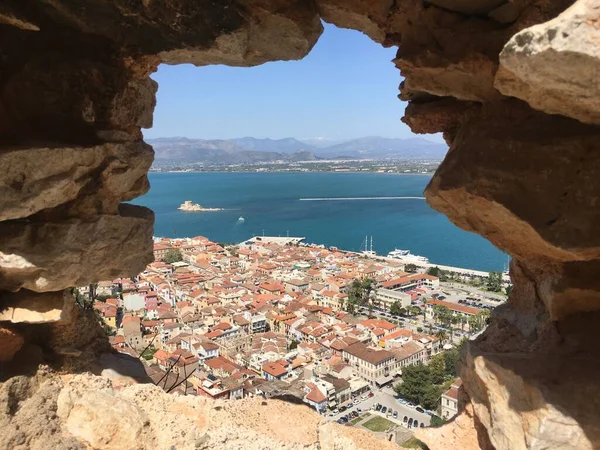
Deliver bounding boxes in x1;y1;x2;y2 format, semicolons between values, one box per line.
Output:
148;136;447;166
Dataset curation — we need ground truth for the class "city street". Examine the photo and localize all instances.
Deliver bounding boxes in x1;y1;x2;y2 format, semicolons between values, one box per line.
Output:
325;386;431;429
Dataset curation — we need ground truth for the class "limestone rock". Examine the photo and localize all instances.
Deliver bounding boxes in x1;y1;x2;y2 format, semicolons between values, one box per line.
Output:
0;326;24;361
57;383;150;450
0;205;154;292
1;372;405;450
461;338;600;450
0;141;153;221
495;0;600;124
416;402;491;450
425;102;600;265
0;289;69;324
402;98;480;135
160;11;323;67
316;0;393;43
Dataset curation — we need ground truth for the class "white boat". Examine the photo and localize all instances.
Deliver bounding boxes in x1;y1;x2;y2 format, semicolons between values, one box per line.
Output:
387;248;429;263
237;216;245;223
360;236;376;257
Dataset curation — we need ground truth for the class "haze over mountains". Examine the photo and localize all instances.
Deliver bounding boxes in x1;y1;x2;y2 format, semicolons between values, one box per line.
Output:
148;136;447;166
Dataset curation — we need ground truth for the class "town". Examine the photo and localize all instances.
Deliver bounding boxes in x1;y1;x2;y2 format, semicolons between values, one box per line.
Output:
84;235;507;446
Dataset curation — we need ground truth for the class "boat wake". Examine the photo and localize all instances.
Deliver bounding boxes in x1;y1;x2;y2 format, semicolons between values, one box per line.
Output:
298;196;426;201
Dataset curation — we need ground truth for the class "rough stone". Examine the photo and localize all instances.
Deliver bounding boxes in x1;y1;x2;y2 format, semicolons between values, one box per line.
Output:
0;326;24;362
425;102;600;266
0;289;69;324
416;402;491;450
0;372;406;450
495;0;600;125
460;339;600;450
402;98;480;135
0;141;153;221
0;205;154;292
317;0;393;43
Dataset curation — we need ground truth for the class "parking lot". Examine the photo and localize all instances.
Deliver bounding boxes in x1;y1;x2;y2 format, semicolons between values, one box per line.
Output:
325;387;431;430
435;283;506;308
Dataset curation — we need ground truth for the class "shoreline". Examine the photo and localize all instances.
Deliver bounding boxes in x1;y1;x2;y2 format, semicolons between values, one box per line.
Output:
151;170;435;176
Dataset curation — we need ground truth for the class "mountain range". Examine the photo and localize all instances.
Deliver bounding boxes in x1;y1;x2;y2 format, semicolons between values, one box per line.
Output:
148;136;447;166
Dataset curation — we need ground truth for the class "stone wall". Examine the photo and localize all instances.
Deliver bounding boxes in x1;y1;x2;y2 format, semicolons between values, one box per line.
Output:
1;1;599;449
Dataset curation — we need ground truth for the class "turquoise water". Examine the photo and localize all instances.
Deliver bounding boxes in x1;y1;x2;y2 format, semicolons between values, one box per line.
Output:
133;172;506;272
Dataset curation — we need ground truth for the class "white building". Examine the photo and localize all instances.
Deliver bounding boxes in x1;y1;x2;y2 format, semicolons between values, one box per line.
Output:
441;378;462;419
123;292;145;312
375;288;411;309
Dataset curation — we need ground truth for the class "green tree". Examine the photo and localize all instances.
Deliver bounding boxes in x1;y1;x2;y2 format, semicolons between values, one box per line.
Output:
443;347;460;378
435;329;448;345
162;249;183;264
404;263;417;273
428;354;446;385
289;340;299;350
505;284;513;296
427;266;442;277
430;415;447;427
433;305;452;327
367;302;374;318
394;363;432;404
421;384;443;410
390;301;403;316
486;271;502;292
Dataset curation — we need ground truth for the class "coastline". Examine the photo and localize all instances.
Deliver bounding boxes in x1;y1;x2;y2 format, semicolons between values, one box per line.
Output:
152;170;435;177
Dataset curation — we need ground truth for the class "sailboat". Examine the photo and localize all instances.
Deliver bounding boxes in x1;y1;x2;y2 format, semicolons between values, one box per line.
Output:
360;235;376;257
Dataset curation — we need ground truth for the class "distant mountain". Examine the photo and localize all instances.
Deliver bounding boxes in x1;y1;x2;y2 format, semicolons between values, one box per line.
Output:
299;137;350;148
147;136;447;166
316;136;447;160
149;137;318;166
229;137;314;154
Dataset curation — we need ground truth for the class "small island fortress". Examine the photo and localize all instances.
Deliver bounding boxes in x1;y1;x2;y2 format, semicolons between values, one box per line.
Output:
178;200;222;212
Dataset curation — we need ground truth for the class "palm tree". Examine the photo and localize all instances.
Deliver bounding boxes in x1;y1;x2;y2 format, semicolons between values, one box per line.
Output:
435;329;448;345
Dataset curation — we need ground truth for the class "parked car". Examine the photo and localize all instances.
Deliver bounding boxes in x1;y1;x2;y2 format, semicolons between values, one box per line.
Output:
393;411;398;419
416;407;425;413
419;423;425;428
368;392;374;398
332;409;339;414
375;404;382;412
381;406;387;414
414;420;419;427
337;419;344;424
357;408;362;413
403;416;408;423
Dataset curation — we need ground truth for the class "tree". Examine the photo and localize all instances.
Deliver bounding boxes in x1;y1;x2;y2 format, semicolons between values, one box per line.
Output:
432;305;452;327
394;363;432;404
430;415;447;427
443;347;460;378
367;302;374;318
428;354;446;385
289;340;299;350
405;263;417;273
390;301;403;316
505;284;513;296
427;266;442;277
435;329;448;345
468;310;490;333
486;271;502;292
421;384;443;410
163;249;183;264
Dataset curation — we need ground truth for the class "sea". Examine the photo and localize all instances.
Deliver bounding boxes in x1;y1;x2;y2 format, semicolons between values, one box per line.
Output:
132;172;507;272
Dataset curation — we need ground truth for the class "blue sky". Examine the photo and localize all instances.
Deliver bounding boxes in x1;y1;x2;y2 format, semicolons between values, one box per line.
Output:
145;23;429;142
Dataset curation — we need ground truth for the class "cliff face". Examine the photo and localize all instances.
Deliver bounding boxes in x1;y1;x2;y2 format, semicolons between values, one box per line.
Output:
1;371;403;450
1;1;599;449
